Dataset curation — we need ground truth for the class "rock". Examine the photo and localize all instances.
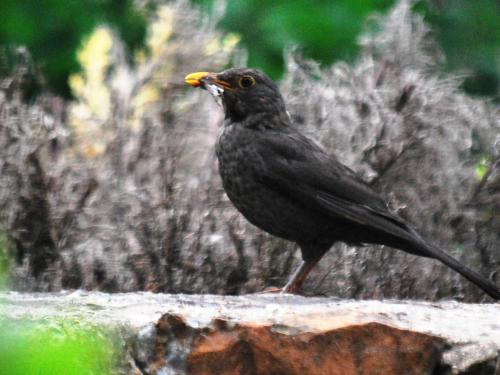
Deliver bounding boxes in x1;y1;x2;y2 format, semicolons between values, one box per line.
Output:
186;322;443;375
1;292;499;374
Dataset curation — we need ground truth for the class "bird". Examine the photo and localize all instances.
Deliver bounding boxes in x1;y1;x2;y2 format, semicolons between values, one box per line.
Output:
184;68;500;300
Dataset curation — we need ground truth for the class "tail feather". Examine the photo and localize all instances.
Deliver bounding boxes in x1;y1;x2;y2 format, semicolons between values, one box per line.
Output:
415;239;500;300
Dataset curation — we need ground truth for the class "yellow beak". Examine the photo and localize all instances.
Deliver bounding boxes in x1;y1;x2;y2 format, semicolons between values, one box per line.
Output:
185;72;211;87
185;71;233;90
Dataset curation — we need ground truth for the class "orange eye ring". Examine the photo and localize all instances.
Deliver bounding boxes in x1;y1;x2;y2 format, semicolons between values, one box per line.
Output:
238;75;256;88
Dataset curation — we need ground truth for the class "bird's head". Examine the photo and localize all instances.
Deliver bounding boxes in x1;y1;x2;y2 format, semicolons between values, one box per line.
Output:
185;68;287;123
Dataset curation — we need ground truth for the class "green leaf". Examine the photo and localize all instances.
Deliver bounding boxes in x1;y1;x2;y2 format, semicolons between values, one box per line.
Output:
475;156;490;180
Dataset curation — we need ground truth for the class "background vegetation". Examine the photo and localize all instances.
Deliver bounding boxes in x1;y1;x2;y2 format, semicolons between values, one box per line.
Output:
0;0;498;98
0;0;498;302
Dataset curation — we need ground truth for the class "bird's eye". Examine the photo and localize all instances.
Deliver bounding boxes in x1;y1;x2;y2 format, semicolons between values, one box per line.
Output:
238;76;256;88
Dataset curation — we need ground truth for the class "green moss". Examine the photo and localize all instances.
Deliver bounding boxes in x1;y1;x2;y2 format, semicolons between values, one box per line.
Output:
0;319;121;375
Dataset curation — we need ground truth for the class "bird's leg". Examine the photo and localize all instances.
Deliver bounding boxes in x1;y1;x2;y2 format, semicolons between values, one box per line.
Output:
281;256;323;294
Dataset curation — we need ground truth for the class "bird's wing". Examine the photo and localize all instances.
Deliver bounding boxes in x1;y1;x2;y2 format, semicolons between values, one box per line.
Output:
254;130;417;243
252;131;500;300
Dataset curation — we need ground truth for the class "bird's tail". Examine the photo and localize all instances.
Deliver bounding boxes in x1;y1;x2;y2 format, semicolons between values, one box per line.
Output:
410;233;500;300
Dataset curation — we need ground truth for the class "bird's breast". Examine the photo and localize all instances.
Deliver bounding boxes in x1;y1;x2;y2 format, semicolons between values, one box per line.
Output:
215;125;329;242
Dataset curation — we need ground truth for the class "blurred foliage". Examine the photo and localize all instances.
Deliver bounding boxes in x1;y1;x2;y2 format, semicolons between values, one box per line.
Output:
0;0;498;98
195;0;500;98
194;0;394;78
68;4;238;159
69;26;114;158
0;319;119;375
0;0;146;97
0;0;242;294
423;0;500;97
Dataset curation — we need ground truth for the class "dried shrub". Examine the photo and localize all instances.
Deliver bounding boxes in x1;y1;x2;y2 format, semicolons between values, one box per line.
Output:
281;0;500;300
0;0;498;300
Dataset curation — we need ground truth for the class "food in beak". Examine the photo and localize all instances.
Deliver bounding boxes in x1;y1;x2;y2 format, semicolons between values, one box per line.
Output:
204;81;224;97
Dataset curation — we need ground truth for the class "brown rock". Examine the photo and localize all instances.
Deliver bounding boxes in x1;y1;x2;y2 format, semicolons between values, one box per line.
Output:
187;322;444;375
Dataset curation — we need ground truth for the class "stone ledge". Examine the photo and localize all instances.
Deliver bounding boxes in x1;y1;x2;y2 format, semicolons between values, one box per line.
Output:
1;292;499;374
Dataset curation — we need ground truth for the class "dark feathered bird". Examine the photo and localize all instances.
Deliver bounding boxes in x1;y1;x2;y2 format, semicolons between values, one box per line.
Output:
185;68;500;300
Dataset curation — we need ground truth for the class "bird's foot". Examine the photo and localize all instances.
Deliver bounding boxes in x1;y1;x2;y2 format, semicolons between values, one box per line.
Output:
257;285;304;295
258;286;282;294
280;283;302;295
